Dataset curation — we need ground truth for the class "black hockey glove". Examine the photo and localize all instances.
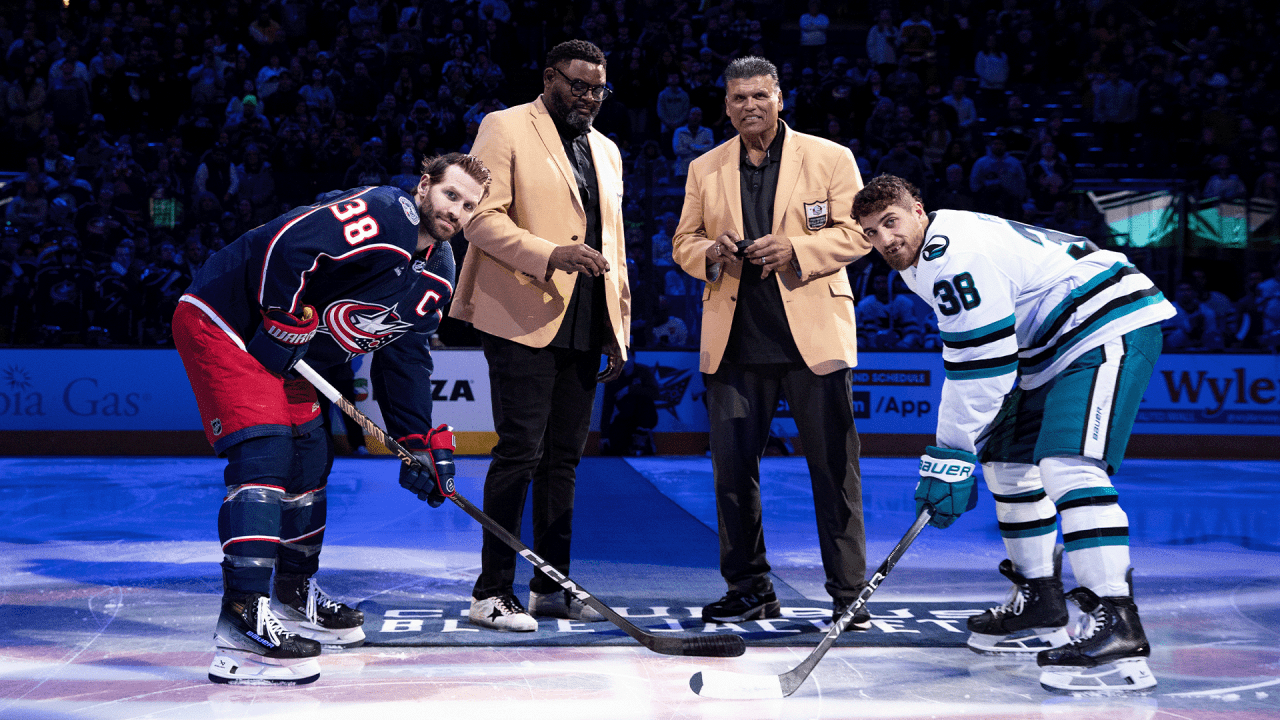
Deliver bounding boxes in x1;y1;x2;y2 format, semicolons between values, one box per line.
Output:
246;305;318;375
397;425;456;507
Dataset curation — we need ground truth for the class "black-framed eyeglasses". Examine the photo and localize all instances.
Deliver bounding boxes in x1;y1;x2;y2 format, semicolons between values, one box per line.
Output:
553;66;612;101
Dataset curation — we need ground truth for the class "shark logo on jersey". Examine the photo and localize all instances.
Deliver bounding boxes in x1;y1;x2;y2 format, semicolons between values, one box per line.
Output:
803;200;829;230
320;300;415;355
399;196;420;225
922;235;950;261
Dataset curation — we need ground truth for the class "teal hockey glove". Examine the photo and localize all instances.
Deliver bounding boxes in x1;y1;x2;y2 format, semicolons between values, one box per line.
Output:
915;445;979;529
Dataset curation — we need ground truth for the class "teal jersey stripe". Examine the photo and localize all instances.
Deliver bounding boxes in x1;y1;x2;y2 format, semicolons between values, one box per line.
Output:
945;359;1019;381
1020;293;1166;376
1057;487;1119;505
1031;263;1129;346
1065;535;1130;551
941;314;1016;343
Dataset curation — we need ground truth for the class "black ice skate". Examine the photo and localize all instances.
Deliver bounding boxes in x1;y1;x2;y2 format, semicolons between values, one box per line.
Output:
209;594;322;685
1037;570;1156;693
967;546;1070;654
273;573;366;648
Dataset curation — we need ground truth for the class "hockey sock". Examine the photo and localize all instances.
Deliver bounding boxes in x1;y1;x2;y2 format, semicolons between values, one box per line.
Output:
219;436;292;596
278;484;326;577
1042;456;1131;597
984;462;1058;578
277;428;331;577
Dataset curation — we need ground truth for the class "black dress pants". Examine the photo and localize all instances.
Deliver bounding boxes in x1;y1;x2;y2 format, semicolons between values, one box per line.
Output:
471;333;600;600
705;363;867;601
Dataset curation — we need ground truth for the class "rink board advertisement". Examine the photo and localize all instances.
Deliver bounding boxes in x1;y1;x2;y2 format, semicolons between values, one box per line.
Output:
1135;353;1280;435
2;349;1279;438
0;349;201;430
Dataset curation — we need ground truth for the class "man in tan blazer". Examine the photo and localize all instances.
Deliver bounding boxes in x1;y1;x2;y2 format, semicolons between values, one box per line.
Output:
672;56;872;627
450;40;629;631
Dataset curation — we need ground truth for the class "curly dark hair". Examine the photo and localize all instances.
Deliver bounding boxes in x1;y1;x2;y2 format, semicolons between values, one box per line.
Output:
852;174;924;222
421;152;492;199
546;39;606;70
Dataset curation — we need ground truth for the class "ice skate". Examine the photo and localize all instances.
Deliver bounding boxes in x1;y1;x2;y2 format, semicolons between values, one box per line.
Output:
273;574;366;648
209;594;322;685
967;547;1069;654
1037;571;1156;694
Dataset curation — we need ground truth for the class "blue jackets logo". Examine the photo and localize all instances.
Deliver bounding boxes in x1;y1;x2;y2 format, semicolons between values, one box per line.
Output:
922;235;950;261
321;300;414;355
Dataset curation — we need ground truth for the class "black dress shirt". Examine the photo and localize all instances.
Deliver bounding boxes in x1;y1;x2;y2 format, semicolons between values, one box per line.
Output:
723;121;803;365
548;115;606;351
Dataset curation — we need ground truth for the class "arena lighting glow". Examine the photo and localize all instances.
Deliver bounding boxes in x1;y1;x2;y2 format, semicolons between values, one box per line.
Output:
1089;190;1277;248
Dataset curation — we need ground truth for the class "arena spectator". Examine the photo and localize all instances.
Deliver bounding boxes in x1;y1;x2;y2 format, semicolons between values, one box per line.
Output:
1163;281;1225;351
798;1;829;69
1203;154;1246;200
969;134;1027;217
866;10;898;73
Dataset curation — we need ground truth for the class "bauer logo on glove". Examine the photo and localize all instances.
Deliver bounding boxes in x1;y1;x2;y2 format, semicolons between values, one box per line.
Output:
916;445;979;529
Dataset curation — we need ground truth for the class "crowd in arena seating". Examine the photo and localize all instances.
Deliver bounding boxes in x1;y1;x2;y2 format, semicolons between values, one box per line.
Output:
0;0;1277;351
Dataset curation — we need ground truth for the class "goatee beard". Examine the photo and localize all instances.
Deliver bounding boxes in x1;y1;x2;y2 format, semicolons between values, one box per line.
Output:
549;92;596;133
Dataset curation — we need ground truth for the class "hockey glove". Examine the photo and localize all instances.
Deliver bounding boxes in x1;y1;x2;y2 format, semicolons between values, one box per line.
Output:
397;425;456;507
915;445;979;529
246;305;318;375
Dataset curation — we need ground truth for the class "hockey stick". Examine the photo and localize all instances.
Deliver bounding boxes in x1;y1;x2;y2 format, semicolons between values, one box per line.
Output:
689;507;933;698
294;360;745;658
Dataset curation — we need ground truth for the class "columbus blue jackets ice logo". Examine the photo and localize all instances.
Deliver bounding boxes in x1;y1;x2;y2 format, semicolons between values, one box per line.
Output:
803;200;829;230
922;235;950;261
399;196;419;225
211;418;223;436
320;300;415;355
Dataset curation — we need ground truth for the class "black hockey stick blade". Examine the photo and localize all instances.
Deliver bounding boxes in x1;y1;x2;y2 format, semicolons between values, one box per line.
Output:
294;361;745;659
690;508;933;698
448;493;745;658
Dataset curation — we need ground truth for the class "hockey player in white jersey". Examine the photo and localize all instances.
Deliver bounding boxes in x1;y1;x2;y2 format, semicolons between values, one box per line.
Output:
853;175;1174;693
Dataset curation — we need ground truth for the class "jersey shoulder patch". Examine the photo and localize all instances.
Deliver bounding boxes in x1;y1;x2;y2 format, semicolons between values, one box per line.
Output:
922;234;950;261
398;195;420;225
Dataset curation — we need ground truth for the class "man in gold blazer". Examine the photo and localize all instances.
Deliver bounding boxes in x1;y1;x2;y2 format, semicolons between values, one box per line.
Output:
450;40;629;631
672;56;872;627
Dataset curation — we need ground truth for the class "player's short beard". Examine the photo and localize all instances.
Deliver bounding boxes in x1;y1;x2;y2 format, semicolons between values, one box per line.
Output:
547;90;599;134
417;192;456;244
882;239;920;272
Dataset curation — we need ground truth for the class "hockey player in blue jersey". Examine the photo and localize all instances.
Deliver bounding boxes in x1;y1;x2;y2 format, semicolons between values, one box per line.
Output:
173;153;491;685
853;175;1174;693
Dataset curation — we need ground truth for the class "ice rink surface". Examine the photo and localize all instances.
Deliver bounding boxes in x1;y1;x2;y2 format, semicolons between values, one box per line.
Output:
0;455;1276;720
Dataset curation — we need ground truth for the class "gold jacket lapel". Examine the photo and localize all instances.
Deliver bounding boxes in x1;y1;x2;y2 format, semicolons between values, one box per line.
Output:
531;97;583;213
772;126;804;234
720;135;744;242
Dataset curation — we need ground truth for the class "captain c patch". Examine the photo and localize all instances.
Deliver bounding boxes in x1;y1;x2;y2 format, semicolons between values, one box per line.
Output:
804;200;829;230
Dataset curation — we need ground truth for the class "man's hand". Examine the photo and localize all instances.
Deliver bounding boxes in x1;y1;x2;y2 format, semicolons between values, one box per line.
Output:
397;425;456;507
744;233;795;278
547;244;609;280
915;445;979;528
598;343;625;383
245;305;318;375
707;229;742;265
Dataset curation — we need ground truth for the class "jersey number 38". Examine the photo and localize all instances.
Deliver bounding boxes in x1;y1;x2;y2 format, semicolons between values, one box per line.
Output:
933;272;982;316
330;198;381;245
